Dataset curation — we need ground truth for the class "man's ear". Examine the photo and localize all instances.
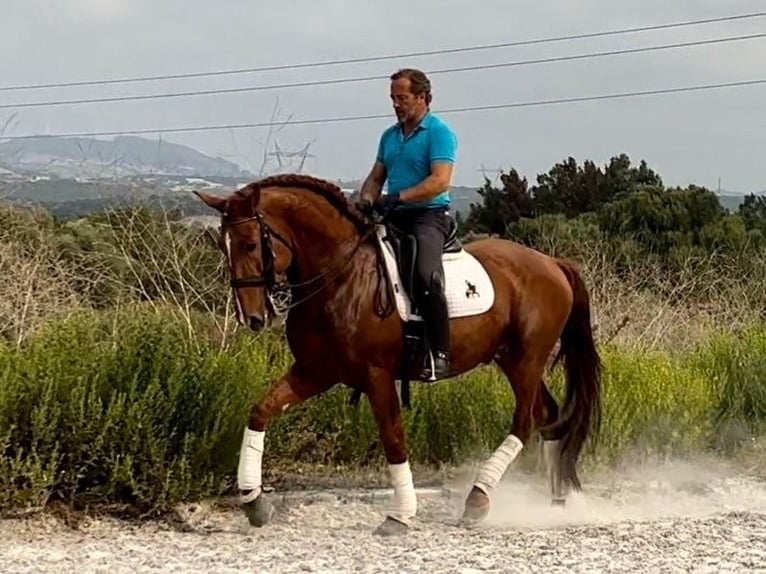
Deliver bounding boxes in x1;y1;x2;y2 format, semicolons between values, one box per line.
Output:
193;190;227;213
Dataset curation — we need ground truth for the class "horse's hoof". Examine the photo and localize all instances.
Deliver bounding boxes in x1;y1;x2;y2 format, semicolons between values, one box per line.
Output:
243;494;274;527
374;516;410;537
461;487;490;524
551;498;566;507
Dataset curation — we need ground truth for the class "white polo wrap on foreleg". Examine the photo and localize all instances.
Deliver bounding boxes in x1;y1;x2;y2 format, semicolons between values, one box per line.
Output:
387;461;417;524
474;434;523;495
237;427;265;503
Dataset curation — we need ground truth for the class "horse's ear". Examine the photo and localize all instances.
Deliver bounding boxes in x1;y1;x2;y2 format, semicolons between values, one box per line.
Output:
193;190;227;213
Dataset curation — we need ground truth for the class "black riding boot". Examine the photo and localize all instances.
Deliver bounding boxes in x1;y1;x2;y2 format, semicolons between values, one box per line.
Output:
418;284;451;381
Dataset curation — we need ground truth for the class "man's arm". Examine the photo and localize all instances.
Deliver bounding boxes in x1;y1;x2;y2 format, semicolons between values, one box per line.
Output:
398;162;453;203
359;160;387;203
398;123;457;203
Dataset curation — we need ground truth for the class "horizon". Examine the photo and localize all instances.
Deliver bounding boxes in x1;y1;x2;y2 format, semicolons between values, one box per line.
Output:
1;133;763;196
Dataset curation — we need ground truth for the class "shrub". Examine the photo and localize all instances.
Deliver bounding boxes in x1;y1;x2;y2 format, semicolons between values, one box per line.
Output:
2;307;763;515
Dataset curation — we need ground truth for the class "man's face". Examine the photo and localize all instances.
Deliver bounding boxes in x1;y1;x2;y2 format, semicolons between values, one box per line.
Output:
390;77;426;124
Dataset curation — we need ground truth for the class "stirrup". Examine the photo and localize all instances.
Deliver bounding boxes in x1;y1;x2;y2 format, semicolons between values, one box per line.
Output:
421;352;449;381
421;351;436;381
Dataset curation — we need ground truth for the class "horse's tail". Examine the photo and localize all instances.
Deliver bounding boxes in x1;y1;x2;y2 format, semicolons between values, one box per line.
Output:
547;259;603;491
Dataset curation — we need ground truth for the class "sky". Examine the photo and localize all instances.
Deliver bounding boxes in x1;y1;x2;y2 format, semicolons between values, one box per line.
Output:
1;0;765;193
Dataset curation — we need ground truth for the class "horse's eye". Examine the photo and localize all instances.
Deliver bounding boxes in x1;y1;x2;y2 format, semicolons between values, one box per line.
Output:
245;242;258;253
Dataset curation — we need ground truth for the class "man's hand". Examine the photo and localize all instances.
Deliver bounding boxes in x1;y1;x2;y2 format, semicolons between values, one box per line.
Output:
354;195;374;217
377;194;402;213
359;161;387;203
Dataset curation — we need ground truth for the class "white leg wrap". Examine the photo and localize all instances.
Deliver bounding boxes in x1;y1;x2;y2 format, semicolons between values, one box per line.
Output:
474;434;524;495
387;461;417;524
237;427;265;502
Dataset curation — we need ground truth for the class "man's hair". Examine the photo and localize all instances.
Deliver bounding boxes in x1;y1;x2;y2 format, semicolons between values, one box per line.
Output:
390;68;432;105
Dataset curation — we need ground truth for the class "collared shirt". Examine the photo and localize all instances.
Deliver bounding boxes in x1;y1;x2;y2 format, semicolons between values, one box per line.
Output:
376;111;458;209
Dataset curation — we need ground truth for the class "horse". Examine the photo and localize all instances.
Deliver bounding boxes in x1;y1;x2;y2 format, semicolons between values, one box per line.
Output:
194;173;602;536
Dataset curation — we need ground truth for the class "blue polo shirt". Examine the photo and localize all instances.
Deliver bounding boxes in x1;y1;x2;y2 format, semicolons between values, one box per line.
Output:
376;111;457;209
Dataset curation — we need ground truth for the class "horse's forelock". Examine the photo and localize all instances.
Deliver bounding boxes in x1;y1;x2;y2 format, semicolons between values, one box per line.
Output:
221;185;259;220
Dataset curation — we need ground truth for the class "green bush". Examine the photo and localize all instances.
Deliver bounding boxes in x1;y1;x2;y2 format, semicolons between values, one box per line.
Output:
0;306;287;514
583;346;715;464
686;324;766;440
0;306;764;515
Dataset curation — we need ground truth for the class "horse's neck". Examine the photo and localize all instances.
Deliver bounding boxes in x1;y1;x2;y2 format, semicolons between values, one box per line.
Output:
292;228;367;286
272;192;367;289
278;202;383;340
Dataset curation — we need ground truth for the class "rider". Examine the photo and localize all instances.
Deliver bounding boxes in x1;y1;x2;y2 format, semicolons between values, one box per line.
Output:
356;68;458;381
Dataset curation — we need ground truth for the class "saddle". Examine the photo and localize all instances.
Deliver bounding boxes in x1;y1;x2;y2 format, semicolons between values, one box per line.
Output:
382;215;463;307
349;205;494;409
351;213;464;410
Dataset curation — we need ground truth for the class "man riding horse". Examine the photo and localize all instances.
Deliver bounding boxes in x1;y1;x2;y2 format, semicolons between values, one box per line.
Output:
194;67;602;537
356;68;458;381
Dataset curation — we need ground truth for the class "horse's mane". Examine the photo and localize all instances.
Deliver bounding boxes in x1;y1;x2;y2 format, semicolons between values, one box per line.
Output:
239;173;370;234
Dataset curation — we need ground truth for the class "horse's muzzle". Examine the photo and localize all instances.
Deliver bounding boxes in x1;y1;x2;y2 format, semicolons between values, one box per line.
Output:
248;314;265;332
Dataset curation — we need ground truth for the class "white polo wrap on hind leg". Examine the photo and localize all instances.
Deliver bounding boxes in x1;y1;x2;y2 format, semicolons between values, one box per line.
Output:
387;461;417;524
474;434;523;495
237;427;265;503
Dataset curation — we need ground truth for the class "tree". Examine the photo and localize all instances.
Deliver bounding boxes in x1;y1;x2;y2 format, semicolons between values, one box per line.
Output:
532;154;664;218
532;156;588;217
602;154;663;199
738;193;766;233
597;185;725;255
463;168;534;236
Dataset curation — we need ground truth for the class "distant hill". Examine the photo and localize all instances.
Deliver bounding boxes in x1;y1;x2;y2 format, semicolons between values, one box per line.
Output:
717;191;765;212
718;194;745;212
336;179;480;219
0;136;252;179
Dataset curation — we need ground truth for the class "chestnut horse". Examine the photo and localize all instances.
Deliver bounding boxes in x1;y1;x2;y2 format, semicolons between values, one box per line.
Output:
195;173;602;536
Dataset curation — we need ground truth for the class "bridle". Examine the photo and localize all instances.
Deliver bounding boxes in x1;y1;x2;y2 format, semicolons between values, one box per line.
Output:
223;211;289;291
214;209;393;317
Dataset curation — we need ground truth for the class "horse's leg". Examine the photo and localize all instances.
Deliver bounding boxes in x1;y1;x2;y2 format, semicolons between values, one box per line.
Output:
462;349;549;523
238;362;335;527
535;380;569;506
365;366;416;537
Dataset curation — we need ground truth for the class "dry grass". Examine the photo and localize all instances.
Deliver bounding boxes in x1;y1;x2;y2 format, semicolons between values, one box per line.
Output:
0;217;84;345
574;242;766;353
1;201;763;354
90;206;237;348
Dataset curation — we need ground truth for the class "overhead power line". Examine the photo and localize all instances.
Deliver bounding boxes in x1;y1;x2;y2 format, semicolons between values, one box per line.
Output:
1;10;764;93
2;32;764;111
3;77;764;141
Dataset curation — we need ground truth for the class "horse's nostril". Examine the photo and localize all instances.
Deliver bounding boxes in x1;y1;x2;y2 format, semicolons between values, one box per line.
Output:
248;315;264;331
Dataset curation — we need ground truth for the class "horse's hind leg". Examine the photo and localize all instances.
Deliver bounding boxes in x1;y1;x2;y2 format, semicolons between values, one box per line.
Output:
461;348;550;523
534;380;569;505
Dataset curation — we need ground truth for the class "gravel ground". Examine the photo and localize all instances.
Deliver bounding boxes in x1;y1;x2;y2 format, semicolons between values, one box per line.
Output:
1;457;765;574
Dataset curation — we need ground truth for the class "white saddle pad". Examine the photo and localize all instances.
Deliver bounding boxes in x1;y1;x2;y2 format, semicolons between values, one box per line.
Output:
375;224;495;322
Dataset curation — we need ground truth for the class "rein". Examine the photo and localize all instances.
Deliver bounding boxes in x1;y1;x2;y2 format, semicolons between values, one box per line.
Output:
218;210;394;317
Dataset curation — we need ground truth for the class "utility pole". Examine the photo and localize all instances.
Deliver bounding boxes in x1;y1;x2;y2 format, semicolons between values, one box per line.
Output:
477;164;504;185
267;140;316;173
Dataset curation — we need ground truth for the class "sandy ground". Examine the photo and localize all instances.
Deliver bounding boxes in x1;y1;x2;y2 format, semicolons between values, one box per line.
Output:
1;456;765;574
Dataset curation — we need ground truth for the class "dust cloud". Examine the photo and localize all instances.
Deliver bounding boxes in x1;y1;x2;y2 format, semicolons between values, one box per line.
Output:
446;453;766;530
